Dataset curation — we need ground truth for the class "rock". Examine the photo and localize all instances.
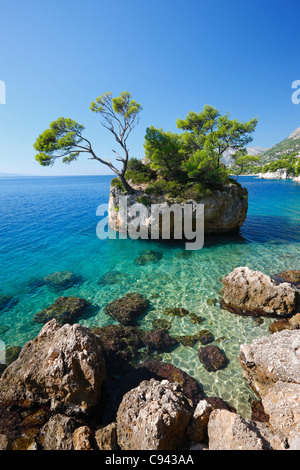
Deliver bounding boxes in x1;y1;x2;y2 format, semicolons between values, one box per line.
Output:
269;312;300;333
175;330;214;347
0;295;18;311
151;318;171;330
39;414;78;450
0;324;9;335
164;307;190;317
240;330;300;398
98;270;126;285
188;313;205;325
207;409;270;450
108;182;248;235
92;324;144;375
33;296;91;325
104;293;148;325
222;266;296;316
186;399;212;443
41;271;82;290
12;427;39;450
142;329;178;351
95;423;118;450
73;426;93;450
198;345;228;372
272;270;300;289
262;381;300;446
0;434;10;450
257;169;289;180
289;438;300;449
116;379;193;450
0;319;106;412
134;250;163;266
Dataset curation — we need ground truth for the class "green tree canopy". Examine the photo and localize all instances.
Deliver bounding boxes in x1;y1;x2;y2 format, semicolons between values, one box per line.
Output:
34;91;142;193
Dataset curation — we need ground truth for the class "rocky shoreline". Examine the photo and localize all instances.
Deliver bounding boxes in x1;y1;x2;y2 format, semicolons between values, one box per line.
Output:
0;267;299;450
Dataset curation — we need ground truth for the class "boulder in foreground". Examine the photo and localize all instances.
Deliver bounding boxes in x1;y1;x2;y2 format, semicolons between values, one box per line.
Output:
222;266;296;316
0;319;106;412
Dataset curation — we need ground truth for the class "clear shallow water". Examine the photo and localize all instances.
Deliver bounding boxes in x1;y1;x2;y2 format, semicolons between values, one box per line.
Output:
0;175;299;417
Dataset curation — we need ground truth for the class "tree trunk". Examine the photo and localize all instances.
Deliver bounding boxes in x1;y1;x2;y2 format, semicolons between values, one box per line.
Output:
119;172;135;194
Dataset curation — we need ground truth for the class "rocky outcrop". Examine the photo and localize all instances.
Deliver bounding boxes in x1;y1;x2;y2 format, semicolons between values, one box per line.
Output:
222;266;296;316
207;409;271;450
257;169;289;180
0;319;106;412
240;329;300;447
240;330;300;397
116;379;193;450
108;182;248;236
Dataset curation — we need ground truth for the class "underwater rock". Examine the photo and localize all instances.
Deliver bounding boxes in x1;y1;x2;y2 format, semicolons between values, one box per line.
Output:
134;250;163;266
164;307;190;317
141;329;178;351
33;296;91;325
175;251;193;259
98;270;126;286
272;270;300;289
198;345;228;372
188;313;205;324
104;293;148;325
222;266;296;317
92;324;144;364
206;298;218;306
0;295;18;311
33;271;83;291
0;324;9;335
116;379;193;450
151;318;171;330
197;330;215;345
269;312;300;333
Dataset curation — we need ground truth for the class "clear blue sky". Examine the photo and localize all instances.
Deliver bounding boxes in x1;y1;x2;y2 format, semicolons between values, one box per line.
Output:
0;0;299;175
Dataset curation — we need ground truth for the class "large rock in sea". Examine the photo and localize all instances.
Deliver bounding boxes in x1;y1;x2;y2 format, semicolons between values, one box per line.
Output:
116;379;193;450
0;319;106;412
33;296;91;325
222;266;296;316
104;293;148;325
108;182;248;236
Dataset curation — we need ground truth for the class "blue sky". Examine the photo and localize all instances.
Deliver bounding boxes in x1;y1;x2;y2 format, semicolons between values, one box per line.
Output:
0;0;299;175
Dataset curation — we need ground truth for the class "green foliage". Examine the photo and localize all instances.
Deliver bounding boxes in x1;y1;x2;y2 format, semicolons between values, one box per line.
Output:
144;105;257;190
124;158;156;184
230;150;261;179
111;177;125;192
260;154;300;176
90;91;142;119
137;195;150;205
34;117;85;166
144;126;186;181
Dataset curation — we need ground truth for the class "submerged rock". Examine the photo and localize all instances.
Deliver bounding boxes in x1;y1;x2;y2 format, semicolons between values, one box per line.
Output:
104;293;148;325
174;330;214;347
32;271;83;291
116;379;193;450
33;296;91;325
151;318;171;330
164;307;190;317
0;295;18;311
198;345;228;372
272;270;300;289
92;324;144;365
269;312;300;333
97;270;126;286
134;250;163;266
0;319;106;412
222;266;296;316
141;329;178;351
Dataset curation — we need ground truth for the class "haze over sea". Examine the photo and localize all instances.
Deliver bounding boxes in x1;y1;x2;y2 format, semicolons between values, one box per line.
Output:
0;175;299;417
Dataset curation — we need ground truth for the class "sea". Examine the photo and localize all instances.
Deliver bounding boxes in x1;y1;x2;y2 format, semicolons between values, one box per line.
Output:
0;175;299;417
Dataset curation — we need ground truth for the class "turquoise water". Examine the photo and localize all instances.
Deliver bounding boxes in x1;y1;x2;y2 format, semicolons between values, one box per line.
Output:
0;175;299;417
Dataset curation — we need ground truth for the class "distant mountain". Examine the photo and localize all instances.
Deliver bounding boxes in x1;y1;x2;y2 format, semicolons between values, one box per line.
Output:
222;146;268;167
259;127;300;163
